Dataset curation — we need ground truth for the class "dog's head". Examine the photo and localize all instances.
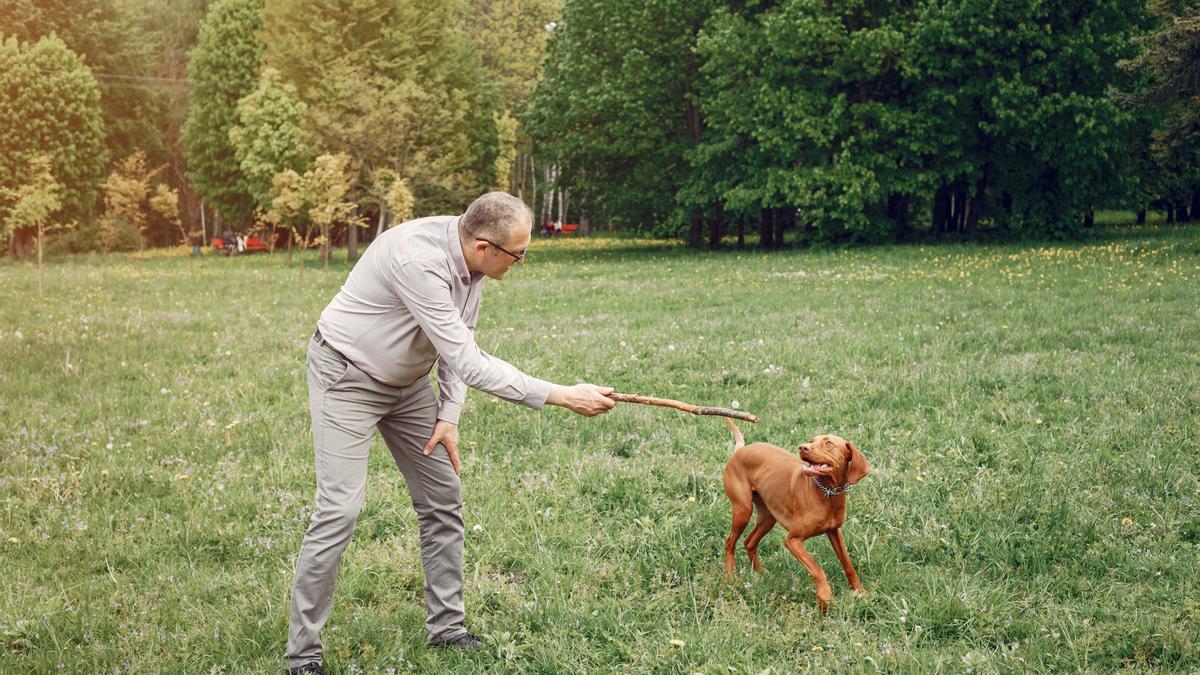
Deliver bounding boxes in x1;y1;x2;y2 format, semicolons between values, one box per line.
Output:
798;435;870;485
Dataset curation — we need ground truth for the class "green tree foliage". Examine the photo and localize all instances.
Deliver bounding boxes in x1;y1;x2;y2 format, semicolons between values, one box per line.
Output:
262;0;500;218
532;0;1150;243
229;67;311;212
525;0;720;240
0;35;107;254
0;0;167;166
1120;0;1200;219
182;0;263;227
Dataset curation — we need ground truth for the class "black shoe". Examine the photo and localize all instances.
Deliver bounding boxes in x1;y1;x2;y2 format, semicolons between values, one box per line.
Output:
288;663;325;675
430;631;484;651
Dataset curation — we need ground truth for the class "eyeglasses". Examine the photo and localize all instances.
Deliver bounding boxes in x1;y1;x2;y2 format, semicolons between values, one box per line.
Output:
476;237;526;262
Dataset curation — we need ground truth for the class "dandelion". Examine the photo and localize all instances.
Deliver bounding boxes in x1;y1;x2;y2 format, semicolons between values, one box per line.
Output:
667;344;676;351
7;537;19;544
1121;517;1133;527
175;473;190;481
811;645;824;653
100;470;109;478
669;639;685;648
731;400;740;409
472;524;484;534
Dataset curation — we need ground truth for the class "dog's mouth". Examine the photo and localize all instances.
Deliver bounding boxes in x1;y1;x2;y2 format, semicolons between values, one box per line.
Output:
800;455;835;475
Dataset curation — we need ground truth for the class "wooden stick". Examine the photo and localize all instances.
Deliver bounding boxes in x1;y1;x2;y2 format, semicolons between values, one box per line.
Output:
607;392;759;423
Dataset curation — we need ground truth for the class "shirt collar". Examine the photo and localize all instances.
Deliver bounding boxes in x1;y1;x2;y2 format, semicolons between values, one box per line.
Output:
446;216;473;283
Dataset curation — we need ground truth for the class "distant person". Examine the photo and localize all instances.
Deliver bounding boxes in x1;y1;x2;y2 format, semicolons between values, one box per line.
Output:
236;233;246;253
553;220;562;235
286;191;617;674
222;230;236;256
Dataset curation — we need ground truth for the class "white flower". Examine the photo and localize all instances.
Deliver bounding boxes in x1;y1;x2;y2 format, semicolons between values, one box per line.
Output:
472;524;484;534
731;400;740;409
667;344;676;351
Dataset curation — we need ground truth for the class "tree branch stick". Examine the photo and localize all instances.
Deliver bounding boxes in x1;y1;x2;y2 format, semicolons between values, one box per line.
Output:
608;392;759;423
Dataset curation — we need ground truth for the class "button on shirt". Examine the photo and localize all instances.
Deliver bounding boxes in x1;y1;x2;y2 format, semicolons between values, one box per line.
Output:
315;216;553;424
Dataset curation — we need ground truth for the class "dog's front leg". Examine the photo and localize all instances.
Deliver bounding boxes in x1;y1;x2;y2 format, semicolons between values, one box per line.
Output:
826;528;866;596
784;535;833;614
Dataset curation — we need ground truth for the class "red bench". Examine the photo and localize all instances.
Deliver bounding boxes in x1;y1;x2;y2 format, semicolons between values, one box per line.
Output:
210;235;269;252
561;223;579;235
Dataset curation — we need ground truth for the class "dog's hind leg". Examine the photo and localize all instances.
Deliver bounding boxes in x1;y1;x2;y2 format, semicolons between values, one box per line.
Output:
722;470;753;579
743;493;776;572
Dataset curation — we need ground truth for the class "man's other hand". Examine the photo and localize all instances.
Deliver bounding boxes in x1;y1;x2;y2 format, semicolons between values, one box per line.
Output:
548;383;617;416
423;420;462;475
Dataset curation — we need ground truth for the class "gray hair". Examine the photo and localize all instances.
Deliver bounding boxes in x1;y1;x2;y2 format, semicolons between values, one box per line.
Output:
460;192;532;242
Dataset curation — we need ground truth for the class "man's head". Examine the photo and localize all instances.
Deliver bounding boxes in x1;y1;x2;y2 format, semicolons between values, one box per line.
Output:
460;192;533;280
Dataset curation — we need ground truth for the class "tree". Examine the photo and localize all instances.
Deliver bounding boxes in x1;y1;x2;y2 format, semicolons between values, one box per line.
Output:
0;35;107;256
1120;0;1200;221
1;0;167;166
229;67;312;212
1;156;65;296
302;153;362;264
262;0;502;244
524;0;722;243
182;0;263;228
99;153;157;251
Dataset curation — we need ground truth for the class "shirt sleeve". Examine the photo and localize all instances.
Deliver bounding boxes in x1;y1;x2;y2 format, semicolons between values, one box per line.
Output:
392;258;553;417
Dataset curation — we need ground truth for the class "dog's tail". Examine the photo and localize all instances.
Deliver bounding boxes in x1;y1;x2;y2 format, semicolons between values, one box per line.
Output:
724;416;745;450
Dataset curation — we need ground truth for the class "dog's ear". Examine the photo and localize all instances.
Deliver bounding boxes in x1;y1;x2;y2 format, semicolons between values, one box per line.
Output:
845;441;870;485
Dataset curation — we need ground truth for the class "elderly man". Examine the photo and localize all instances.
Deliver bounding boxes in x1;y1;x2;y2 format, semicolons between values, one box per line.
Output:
287;192;615;674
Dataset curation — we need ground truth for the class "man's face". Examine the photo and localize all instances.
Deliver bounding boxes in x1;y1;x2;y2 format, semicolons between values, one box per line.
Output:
480;221;531;280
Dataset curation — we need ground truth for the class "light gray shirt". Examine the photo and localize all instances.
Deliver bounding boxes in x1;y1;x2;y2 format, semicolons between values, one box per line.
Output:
316;215;553;424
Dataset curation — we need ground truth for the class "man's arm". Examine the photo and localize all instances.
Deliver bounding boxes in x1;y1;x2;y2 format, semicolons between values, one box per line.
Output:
393;259;553;407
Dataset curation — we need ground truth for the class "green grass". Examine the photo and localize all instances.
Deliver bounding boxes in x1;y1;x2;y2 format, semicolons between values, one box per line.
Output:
2;224;1199;672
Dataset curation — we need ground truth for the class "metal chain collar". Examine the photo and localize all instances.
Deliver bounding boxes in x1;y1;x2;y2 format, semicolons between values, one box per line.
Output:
812;476;854;498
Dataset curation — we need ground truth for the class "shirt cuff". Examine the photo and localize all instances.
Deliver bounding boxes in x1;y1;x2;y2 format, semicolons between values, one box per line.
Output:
437;400;464;425
522;376;554;409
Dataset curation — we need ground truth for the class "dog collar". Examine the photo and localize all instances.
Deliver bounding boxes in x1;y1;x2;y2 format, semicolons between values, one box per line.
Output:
812;476;853;498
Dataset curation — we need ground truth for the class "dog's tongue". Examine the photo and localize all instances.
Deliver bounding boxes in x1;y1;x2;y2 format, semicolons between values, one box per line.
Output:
803;460;834;475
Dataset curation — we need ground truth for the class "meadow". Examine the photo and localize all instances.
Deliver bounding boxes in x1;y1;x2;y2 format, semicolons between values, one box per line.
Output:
2;225;1198;673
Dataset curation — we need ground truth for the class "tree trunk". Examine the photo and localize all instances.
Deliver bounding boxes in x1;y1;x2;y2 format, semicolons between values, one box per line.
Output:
287;226;293;264
347;220;358;261
773;207;787;248
932;186;951;236
1136;209;1146;225
529;156;537;218
1083;208;1095;228
37;224;44;299
688;217;703;248
1191;189;1200;220
966;166;989;237
760;208;774;249
580;212;590;236
708;217;721;249
1166;199;1176;224
737;216;745;249
1176;203;1190;223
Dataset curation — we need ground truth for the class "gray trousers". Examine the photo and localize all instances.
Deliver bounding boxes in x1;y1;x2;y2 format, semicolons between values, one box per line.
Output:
287;333;465;669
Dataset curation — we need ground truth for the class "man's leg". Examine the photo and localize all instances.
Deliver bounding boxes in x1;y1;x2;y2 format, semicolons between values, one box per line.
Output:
376;383;467;643
287;339;385;669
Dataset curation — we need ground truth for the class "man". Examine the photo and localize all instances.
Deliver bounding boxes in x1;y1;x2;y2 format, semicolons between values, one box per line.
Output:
287;192;616;674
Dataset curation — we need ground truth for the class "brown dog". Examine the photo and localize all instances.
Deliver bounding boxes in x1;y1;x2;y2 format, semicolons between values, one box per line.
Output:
721;419;870;613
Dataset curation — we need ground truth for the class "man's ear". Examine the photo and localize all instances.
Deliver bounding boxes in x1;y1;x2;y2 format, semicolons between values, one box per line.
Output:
845;441;870;485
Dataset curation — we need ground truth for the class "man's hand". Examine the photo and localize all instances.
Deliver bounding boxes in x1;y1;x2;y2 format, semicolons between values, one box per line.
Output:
423;420;462;475
547;383;617;416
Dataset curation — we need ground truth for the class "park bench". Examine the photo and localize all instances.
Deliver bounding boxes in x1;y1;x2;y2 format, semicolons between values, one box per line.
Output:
561;223;579;235
210;235;270;253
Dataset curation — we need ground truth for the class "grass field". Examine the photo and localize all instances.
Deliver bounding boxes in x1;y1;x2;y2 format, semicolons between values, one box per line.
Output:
2;225;1199;673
